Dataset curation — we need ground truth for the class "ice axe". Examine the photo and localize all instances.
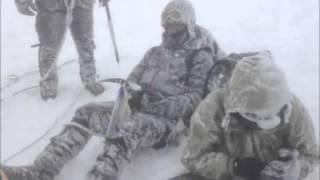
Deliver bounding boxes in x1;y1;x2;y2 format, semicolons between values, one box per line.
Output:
99;78;141;138
104;3;121;64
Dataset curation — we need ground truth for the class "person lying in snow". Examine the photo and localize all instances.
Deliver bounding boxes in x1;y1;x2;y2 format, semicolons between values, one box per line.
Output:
173;51;319;180
2;0;225;179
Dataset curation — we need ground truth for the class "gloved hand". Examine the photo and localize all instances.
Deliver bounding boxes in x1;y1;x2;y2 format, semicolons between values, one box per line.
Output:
127;91;142;111
167;119;188;146
260;149;300;180
15;0;37;16
142;98;167;117
233;157;266;180
99;0;111;7
126;81;143;110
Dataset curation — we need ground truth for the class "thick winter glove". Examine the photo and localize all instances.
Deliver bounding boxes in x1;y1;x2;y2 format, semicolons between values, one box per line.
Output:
99;0;111;7
127;91;142;111
166;119;188;146
141;97;167;117
126;82;143;111
15;0;37;16
233;157;266;180
260;149;301;180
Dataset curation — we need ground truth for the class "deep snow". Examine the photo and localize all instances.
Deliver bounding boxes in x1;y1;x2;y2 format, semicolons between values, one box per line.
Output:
1;0;319;179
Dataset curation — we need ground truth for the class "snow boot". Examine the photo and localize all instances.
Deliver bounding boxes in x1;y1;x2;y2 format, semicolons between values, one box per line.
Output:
87;158;119;180
1;165;53;180
40;80;58;100
85;81;105;95
87;139;129;180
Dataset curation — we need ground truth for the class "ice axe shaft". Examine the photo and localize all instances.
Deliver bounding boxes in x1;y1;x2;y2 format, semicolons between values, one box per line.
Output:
105;3;120;64
99;78;141;138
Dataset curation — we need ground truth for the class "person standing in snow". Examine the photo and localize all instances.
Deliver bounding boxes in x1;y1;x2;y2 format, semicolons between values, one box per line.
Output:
14;0;110;100
176;51;319;180
2;0;225;179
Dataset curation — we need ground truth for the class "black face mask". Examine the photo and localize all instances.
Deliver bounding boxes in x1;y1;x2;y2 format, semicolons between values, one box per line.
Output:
162;30;189;50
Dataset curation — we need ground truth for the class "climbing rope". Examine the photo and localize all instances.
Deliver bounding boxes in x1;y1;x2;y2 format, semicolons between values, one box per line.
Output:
2;88;84;164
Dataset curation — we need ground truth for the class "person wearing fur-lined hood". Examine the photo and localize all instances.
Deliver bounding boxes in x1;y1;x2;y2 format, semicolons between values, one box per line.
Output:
180;50;319;180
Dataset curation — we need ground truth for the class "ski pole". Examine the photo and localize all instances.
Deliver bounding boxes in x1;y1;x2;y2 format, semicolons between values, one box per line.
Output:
105;3;120;64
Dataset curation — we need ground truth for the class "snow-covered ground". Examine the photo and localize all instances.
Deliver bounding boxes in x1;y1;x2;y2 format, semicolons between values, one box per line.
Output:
1;0;319;179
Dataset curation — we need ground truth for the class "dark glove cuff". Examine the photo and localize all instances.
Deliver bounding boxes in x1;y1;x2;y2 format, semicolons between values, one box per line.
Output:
233;157;265;178
233;158;241;176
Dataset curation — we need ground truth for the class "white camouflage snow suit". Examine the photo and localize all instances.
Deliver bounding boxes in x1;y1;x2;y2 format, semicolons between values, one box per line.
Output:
2;0;225;179
181;51;320;180
15;0;104;99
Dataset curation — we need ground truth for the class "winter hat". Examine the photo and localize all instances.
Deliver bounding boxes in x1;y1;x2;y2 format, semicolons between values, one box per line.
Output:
224;50;291;118
161;0;196;38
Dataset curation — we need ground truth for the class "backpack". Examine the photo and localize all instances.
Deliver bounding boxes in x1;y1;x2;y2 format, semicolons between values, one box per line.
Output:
185;50;260;98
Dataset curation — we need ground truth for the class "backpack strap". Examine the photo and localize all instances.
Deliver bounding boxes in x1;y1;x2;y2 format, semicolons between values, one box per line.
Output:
185;50;200;85
203;66;215;97
185;47;213;84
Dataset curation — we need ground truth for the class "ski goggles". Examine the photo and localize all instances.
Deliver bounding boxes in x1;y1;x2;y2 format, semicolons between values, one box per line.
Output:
222;112;281;130
162;10;185;25
240;112;281;130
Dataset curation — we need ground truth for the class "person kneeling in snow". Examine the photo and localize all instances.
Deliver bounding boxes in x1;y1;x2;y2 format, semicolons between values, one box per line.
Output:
178;51;319;180
1;0;225;180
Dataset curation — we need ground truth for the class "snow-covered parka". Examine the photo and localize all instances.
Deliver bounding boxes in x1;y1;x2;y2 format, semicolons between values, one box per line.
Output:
181;51;319;180
127;0;224;124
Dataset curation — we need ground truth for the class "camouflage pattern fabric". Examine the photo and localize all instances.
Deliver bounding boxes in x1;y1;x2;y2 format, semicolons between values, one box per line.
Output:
1;165;53;180
2;0;223;179
35;0;97;94
32;101;169;177
128;46;213;123
26;27;216;178
181;51;320;180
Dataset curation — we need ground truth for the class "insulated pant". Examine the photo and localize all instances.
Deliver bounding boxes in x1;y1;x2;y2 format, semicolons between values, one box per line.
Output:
34;101;168;176
35;0;97;89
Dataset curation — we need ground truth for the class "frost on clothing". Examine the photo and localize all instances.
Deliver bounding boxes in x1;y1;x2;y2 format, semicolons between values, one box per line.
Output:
25;15;218;180
35;0;101;97
128;46;214;122
2;0;224;179
31;44;214;178
161;0;225;60
181;51;319;180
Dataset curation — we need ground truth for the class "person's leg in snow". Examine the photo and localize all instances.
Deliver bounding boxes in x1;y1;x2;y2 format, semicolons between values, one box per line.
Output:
88;113;168;180
35;0;104;100
1;102;169;180
1;101;113;180
71;0;104;95
35;0;67;100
